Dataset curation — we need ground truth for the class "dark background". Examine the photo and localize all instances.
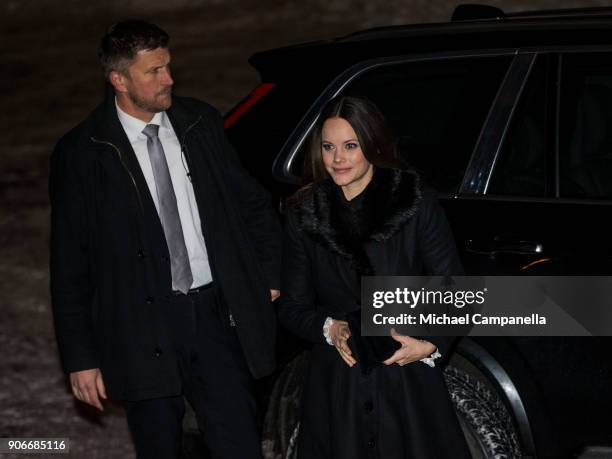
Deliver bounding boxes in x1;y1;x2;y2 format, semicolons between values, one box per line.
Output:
0;1;608;457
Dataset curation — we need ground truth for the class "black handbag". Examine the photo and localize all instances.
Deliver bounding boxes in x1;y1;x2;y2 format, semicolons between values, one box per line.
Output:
345;309;401;374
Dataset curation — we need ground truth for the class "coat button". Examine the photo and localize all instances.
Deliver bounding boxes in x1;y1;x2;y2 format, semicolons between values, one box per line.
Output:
137;249;145;258
145;296;154;304
154;347;162;357
364;401;373;413
367;439;375;448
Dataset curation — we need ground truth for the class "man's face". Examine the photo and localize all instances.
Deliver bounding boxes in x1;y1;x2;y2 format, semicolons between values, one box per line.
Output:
117;47;174;115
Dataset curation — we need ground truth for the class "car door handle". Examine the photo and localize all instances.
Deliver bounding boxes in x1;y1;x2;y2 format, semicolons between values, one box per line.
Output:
466;238;544;255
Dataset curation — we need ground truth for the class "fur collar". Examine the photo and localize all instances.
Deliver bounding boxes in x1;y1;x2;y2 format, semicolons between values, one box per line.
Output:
293;168;422;275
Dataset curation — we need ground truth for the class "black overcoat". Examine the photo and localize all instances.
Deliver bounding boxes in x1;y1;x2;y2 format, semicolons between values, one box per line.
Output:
277;168;471;458
50;93;281;401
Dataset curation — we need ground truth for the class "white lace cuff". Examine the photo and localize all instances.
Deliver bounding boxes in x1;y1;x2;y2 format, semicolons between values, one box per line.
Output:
420;348;441;367
323;317;334;345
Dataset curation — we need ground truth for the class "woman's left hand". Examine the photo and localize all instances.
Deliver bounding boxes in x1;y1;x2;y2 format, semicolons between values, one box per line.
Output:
383;329;436;366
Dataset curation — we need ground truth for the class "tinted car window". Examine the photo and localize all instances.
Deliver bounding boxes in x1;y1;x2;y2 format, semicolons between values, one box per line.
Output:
488;54;551;196
226;77;330;191
560;52;612;200
288;55;511;191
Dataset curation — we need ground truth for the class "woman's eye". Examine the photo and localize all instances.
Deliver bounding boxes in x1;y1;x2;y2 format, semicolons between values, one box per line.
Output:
346;142;359;149
322;143;333;151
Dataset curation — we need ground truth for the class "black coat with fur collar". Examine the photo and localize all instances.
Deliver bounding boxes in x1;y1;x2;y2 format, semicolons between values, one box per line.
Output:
278;168;469;459
279;168;463;355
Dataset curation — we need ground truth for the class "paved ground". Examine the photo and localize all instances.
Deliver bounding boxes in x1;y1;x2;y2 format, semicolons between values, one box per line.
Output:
0;1;608;457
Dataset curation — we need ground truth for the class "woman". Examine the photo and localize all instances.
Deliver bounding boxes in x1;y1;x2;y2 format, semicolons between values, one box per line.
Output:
277;96;471;458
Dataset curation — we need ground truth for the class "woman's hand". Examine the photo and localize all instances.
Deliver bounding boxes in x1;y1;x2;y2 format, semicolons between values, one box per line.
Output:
383;329;436;366
329;319;356;367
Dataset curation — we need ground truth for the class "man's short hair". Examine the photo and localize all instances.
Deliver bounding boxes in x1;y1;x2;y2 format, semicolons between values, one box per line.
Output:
98;19;169;79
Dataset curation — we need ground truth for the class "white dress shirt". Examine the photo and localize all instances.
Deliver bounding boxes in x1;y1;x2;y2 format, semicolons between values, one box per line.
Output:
116;100;213;288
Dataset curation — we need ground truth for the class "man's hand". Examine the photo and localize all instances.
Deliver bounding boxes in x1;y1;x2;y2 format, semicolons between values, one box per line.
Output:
383;329;436;366
270;289;280;301
69;368;107;411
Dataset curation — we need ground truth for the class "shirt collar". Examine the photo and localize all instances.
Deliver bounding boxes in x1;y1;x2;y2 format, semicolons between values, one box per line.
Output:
115;98;169;142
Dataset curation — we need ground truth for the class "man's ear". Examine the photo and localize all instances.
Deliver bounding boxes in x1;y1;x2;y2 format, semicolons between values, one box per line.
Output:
109;70;128;94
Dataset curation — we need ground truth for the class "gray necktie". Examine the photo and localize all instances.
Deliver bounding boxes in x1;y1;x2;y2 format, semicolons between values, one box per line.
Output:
142;124;193;293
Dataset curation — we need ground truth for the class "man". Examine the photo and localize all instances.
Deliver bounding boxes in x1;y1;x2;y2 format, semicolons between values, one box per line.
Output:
50;19;281;458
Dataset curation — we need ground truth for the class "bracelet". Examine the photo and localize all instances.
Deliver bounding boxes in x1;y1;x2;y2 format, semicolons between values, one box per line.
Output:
323;317;334;346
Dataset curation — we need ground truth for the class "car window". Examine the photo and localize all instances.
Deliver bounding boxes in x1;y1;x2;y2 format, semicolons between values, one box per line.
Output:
560;52;612;200
488;54;551;197
226;77;330;188
290;55;512;192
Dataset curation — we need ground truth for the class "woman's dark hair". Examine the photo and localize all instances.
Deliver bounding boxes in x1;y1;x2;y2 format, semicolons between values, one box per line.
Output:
98;19;169;79
305;96;400;183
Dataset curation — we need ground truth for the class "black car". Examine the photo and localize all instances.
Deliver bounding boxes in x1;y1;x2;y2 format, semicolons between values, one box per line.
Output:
224;5;612;458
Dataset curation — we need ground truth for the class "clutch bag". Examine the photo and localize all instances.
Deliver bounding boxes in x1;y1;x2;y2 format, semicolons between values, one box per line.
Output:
345;309;401;374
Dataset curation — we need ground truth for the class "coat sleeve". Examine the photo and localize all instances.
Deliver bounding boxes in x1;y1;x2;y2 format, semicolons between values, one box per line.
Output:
276;209;328;344
416;191;465;358
49;137;99;374
208;108;282;290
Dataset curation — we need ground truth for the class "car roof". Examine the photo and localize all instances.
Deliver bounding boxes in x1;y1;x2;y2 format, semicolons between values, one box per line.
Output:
250;6;612;80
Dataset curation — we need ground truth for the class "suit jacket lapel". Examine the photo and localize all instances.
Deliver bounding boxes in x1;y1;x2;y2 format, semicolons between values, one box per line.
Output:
91;96;169;257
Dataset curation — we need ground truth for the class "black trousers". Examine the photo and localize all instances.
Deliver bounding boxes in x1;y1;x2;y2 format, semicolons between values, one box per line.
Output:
124;284;262;459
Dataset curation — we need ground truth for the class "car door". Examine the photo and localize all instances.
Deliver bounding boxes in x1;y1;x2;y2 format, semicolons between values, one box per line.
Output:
452;51;612;276
453;49;612;453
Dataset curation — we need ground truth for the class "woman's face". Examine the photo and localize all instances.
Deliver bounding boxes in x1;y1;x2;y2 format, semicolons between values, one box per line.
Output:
321;117;374;200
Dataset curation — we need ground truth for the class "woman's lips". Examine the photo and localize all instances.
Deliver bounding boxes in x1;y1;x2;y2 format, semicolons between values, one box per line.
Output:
333;167;351;174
